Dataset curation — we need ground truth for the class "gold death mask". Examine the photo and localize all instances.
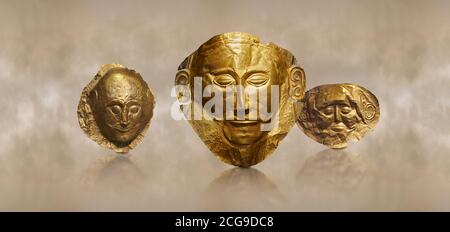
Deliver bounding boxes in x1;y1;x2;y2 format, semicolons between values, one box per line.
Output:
78;64;155;153
175;32;306;167
296;84;380;149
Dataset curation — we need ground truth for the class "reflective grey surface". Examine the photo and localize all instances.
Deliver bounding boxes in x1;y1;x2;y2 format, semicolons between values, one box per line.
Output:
1;0;450;211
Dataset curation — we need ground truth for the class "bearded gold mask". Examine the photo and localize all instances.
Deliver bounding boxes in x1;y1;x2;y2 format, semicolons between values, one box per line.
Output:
175;32;306;167
296;84;380;149
78;64;155;153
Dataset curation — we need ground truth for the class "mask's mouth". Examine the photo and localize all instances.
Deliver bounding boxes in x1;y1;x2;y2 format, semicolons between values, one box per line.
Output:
330;124;347;132
109;123;135;132
217;118;272;129
227;120;259;127
222;120;266;146
329;123;355;133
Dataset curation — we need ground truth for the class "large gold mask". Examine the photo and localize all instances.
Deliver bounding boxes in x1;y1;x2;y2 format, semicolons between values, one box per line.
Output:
175;32;306;167
296;84;380;149
78;64;155;153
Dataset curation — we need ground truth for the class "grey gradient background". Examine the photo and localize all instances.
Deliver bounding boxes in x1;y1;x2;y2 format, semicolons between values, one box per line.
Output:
1;0;450;211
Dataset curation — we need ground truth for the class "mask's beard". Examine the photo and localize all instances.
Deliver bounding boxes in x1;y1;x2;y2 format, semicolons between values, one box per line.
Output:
183;88;295;167
309;125;349;146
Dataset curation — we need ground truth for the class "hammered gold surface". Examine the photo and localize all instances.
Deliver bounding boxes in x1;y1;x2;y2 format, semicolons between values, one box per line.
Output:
175;32;306;167
77;64;155;153
296;84;380;149
4;0;449;212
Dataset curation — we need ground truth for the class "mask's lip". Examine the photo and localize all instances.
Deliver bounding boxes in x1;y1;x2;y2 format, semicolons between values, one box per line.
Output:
226;120;260;127
329;123;353;132
212;117;272;126
108;124;134;132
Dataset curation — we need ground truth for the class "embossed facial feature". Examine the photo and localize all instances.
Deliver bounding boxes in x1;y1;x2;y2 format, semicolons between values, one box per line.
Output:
175;32;305;167
298;84;380;149
105;99;142;133
199;44;281;145
314;94;360;137
89;69;153;146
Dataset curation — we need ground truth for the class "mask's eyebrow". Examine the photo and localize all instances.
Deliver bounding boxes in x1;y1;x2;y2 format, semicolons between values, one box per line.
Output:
320;100;351;109
126;100;140;106
209;67;236;76
339;102;352;107
243;69;269;79
106;99;124;106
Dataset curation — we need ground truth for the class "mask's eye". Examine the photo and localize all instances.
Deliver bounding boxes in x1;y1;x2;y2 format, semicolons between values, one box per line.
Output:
246;74;269;87
321;106;334;115
110;105;121;115
340;106;352;114
129;105;140;114
213;74;235;87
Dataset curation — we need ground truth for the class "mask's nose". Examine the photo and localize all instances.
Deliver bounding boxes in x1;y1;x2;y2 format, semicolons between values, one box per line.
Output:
334;105;343;123
234;87;251;120
120;110;130;126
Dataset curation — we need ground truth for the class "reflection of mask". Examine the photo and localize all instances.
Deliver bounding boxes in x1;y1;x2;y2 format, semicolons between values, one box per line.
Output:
175;32;306;167
78;64;155;153
296;84;380;149
297;149;367;191
203;168;283;210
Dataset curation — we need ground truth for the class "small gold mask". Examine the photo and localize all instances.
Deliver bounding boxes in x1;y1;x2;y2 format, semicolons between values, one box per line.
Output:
296;83;380;149
78;64;155;153
175;32;306;167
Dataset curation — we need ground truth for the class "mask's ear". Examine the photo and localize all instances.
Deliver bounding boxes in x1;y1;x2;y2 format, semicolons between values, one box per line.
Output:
288;66;306;101
92;90;99;99
357;89;378;122
175;69;191;103
88;89;99;103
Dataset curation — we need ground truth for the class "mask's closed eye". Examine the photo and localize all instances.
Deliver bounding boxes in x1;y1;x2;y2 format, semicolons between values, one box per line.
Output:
109;105;122;115
213;74;235;87
129;105;141;114
340;106;353;114
246;74;269;87
321;105;334;115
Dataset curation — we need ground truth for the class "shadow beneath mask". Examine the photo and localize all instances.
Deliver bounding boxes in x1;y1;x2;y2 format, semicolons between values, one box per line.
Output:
296;149;367;192
201;167;284;211
81;153;146;192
